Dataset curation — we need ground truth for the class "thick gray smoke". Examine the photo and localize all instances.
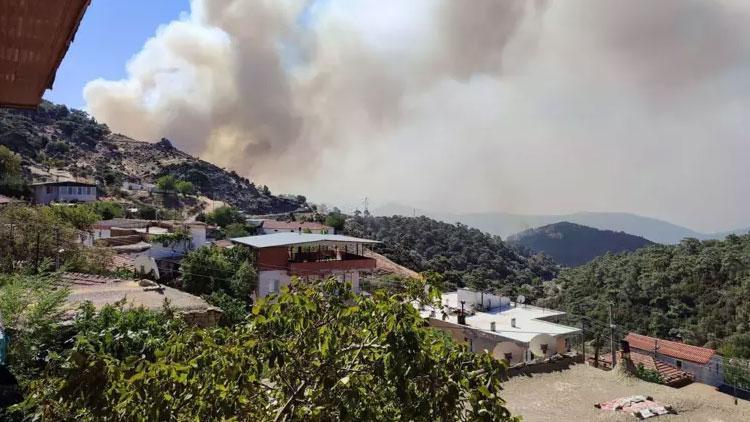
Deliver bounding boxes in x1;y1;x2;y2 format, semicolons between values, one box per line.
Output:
84;0;750;232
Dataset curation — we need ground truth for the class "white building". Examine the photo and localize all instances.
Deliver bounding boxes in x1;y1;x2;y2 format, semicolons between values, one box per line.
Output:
32;181;97;205
419;289;581;365
122;181;155;192
260;219;334;235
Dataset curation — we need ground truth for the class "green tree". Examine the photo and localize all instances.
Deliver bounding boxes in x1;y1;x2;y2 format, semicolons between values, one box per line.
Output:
50;204;99;231
0;272;69;383
0;145;27;197
179;246;256;301
223;222;249;238
175;180;194;196
0;145;22;177
325;210;346;232
0;205;81;272
89;201;124;220
205;206;244;228
16;278;519;421
156;175;177;192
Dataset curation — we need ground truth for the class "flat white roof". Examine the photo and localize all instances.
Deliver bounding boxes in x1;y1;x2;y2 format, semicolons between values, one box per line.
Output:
420;292;580;344
231;232;380;248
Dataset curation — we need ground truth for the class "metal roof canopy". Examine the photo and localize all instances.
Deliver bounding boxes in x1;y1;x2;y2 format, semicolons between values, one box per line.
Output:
231;233;381;249
0;0;91;108
31;180;96;187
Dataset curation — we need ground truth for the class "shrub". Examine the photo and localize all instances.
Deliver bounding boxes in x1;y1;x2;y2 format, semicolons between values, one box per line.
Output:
15;279;519;421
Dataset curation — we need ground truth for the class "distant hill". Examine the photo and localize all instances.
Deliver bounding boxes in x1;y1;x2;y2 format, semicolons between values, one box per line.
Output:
372;203;749;244
507;222;654;267
344;215;559;297
0;101;305;214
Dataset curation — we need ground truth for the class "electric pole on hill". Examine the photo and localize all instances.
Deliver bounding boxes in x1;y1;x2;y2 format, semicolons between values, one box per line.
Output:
609;303;616;367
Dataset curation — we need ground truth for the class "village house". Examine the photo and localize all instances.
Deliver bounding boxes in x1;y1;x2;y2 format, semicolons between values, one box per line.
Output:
230;232;379;298
624;332;724;387
32;180;97;205
90;218;210;280
259;219;334;234
419;289;581;365
60;272;221;327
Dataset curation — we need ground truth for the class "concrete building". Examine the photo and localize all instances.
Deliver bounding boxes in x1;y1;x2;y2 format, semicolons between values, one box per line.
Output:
32;181;97;205
419;289;580;365
624;333;724;387
61;272;221;327
259;219;334;234
230;232;379;298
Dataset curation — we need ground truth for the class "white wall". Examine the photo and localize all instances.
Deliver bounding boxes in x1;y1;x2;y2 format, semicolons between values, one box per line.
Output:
261;227;328;234
94;228;111;240
645;351;724;387
189;225;207;249
34;185;96;205
457;288;510;310
258;270;291;298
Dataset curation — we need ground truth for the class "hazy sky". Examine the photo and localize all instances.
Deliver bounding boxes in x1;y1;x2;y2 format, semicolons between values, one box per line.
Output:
48;0;750;232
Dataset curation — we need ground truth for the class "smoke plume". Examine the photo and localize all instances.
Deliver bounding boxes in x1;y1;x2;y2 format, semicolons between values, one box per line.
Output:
84;0;750;232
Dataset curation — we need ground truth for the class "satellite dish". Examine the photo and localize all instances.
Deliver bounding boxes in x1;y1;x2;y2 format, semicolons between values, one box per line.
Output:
517;295;526;304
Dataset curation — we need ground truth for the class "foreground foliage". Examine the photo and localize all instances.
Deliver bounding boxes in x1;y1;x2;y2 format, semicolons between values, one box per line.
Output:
15;279;518;421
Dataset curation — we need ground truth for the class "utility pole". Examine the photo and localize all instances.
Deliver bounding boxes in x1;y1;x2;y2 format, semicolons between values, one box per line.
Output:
54;226;60;270
581;320;586;363
609;302;616;367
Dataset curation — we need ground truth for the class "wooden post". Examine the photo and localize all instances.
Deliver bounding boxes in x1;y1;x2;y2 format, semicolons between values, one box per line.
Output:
609;303;616;367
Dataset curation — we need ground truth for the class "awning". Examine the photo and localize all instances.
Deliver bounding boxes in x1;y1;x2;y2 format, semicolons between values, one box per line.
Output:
0;0;91;108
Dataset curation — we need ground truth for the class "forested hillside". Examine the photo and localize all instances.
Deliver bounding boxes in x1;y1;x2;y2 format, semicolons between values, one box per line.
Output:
539;234;750;349
0;101;304;214
508;222;654;267
345;215;558;294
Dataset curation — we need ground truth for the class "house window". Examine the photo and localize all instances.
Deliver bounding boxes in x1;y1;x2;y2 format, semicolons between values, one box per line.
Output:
540;344;548;354
46;186;53;194
77;187;82;195
675;360;682;369
504;353;513;362
715;363;719;374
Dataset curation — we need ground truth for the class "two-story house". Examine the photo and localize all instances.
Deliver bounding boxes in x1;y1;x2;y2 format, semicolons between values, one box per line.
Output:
230;232;379;298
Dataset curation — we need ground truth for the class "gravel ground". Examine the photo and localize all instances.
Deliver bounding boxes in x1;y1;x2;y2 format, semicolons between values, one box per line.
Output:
501;364;750;422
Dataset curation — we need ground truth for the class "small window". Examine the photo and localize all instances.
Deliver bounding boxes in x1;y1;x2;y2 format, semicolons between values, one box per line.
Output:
715;363;719;374
46;186;53;194
540;344;548;354
77;187;82;195
504;353;513;362
675;360;682;369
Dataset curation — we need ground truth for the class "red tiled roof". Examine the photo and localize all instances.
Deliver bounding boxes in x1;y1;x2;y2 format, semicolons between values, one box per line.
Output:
625;333;716;365
262;219;332;231
598;351;694;387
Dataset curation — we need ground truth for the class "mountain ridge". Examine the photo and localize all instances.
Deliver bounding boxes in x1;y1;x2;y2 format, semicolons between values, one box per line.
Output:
372;202;749;244
507;221;654;267
0;101;306;215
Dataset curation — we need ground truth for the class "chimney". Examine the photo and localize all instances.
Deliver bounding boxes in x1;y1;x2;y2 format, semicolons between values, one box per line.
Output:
490;321;496;332
511;318;516;328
